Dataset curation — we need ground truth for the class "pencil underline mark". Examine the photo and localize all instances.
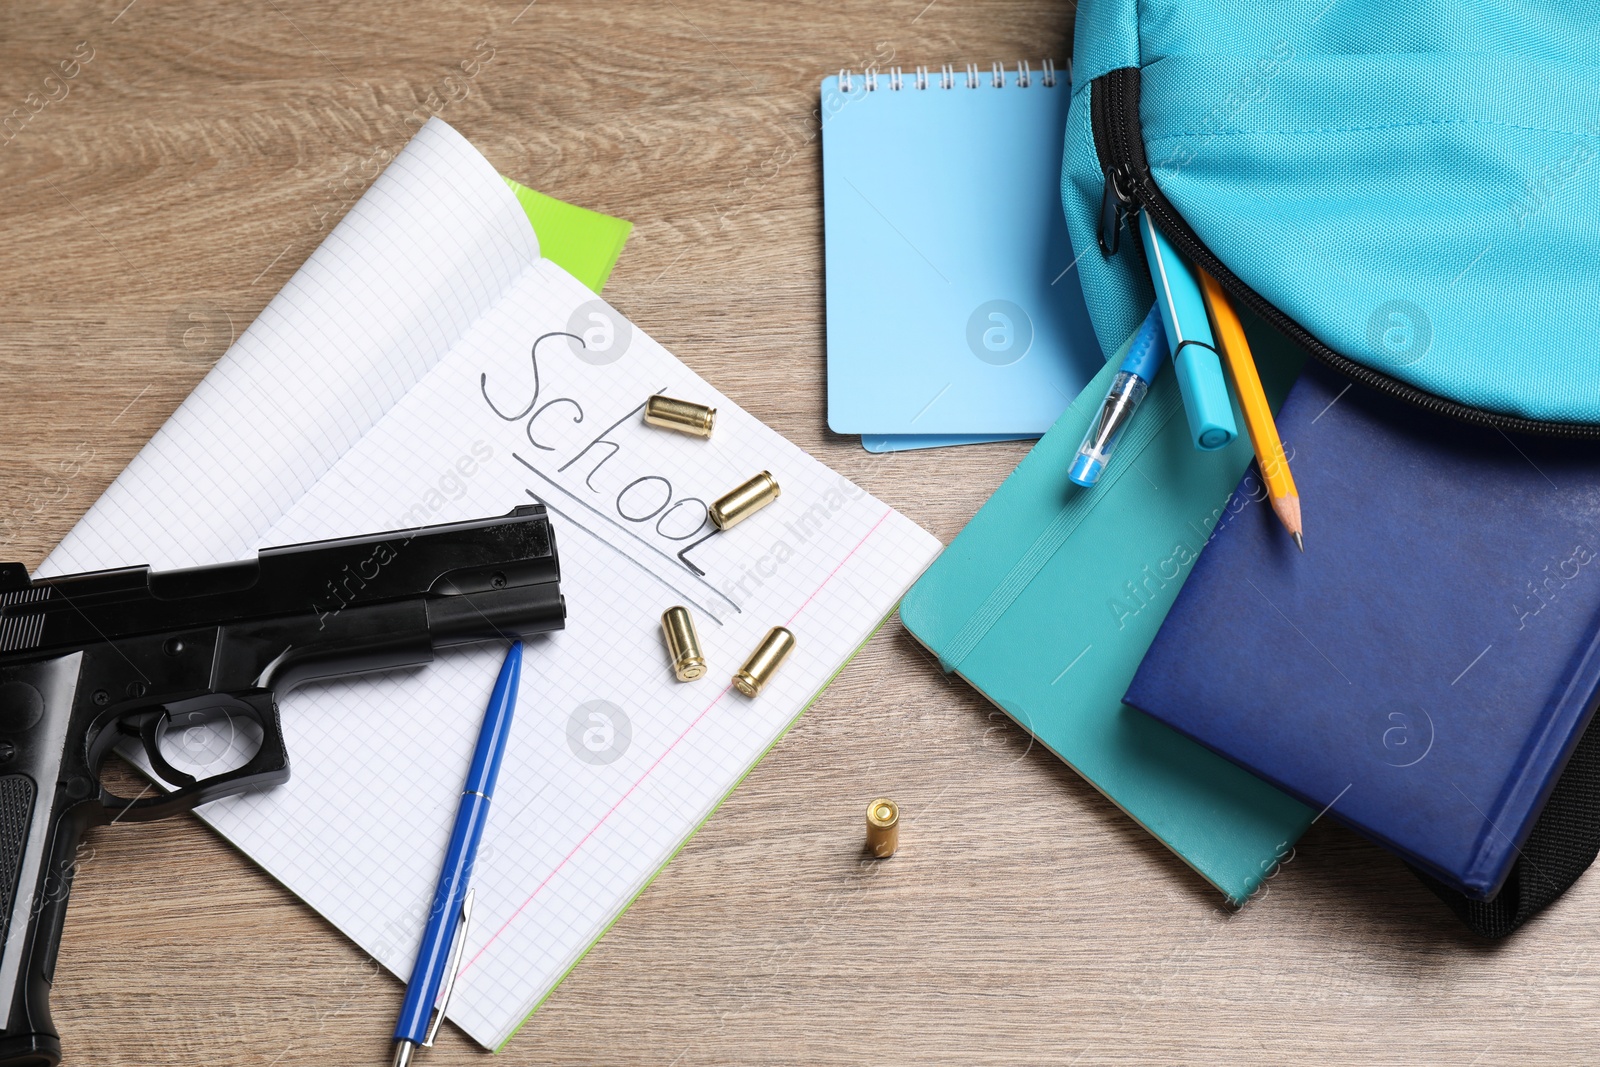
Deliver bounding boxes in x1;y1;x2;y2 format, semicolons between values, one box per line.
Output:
251;243;293;286
1311;782;1352;823
911;383;951;423
1495;428;1557;489
512;451;736;604
842;176;950;284
1245;577;1352;685
513;453;737;610
1309;383;1351;424
1449;243;1493;289
110;384;152;425
1050;645;1092;684
1451;643;1493;686
524;489;724;624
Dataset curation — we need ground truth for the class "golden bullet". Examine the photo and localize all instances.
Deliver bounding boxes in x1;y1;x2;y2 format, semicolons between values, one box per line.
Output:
709;471;780;531
865;798;899;858
732;626;795;697
660;605;707;682
644;394;716;438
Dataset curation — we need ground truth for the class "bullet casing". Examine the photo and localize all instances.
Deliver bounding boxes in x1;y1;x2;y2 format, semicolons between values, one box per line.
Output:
660;605;707;681
644;394;717;438
865;798;899;858
709;471;780;530
732;626;795;697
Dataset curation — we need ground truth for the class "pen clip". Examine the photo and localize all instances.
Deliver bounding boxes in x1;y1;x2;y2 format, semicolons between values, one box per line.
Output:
423;888;475;1048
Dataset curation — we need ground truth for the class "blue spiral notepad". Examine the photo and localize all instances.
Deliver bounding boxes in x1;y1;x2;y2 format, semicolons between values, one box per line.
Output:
820;63;1103;442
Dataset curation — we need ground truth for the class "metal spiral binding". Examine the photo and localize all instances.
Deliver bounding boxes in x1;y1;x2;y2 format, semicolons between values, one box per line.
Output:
836;60;1060;92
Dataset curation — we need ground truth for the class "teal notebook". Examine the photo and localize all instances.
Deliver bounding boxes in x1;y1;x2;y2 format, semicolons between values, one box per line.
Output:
820;64;1104;443
899;317;1314;903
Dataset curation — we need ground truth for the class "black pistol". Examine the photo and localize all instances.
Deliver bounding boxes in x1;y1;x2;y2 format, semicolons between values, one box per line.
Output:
0;504;564;1066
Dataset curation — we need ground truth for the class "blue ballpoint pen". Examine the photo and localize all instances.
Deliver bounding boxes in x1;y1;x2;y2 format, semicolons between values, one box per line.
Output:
391;642;523;1067
1069;303;1167;487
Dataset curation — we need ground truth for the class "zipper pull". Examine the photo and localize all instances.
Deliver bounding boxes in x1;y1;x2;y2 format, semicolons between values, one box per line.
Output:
1098;164;1137;257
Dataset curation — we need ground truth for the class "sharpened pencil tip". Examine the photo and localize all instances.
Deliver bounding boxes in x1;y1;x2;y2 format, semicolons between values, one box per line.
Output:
1293;530;1304;553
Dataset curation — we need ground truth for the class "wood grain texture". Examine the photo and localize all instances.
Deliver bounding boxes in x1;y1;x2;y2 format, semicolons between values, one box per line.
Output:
2;1;1596;1064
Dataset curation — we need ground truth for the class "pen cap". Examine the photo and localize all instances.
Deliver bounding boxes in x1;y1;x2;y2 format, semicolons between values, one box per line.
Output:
1173;345;1237;451
1139;213;1237;451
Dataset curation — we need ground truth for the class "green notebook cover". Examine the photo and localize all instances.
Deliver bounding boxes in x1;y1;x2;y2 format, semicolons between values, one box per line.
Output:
505;177;632;292
900;317;1314;904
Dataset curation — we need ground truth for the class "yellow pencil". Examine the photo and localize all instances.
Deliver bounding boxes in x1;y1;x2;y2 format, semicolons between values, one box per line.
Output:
1198;269;1303;551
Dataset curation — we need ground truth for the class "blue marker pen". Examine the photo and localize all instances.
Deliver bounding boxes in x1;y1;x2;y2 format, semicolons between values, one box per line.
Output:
1139;211;1237;451
1069;303;1167;487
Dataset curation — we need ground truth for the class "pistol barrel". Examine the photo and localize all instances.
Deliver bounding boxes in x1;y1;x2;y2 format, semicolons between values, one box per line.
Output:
426;584;565;647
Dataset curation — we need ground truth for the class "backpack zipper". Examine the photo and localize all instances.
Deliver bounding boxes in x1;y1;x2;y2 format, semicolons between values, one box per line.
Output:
1091;65;1600;439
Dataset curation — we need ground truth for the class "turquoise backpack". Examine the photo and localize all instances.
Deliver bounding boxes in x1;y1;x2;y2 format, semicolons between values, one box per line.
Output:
1060;1;1600;934
1062;0;1600;435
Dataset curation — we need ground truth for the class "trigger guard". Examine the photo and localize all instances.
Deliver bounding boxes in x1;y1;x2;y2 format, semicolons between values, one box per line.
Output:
96;688;291;821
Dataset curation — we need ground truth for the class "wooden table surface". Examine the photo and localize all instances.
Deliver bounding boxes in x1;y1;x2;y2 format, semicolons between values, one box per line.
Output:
3;1;1597;1064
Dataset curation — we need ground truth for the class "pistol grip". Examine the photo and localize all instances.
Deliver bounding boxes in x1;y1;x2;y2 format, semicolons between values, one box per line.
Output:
0;654;88;1067
0;803;86;1067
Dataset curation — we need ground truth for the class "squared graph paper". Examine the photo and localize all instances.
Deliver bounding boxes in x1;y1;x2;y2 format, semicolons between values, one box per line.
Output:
40;118;940;1047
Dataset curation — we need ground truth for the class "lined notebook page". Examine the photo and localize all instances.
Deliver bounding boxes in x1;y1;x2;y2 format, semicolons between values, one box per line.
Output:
190;258;940;1047
35;117;940;1049
40;118;540;576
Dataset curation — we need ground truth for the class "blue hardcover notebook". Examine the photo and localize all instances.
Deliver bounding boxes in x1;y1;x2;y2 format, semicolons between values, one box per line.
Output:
900;314;1315;904
1126;362;1600;901
820;64;1103;440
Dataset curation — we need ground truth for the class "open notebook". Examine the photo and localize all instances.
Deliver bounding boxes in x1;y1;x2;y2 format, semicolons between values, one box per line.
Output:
40;119;940;1048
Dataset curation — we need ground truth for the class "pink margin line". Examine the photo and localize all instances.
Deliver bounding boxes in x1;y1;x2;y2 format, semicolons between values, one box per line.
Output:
460;506;894;976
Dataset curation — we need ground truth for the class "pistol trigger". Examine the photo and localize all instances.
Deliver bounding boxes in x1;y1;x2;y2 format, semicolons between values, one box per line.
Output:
94;689;291;820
